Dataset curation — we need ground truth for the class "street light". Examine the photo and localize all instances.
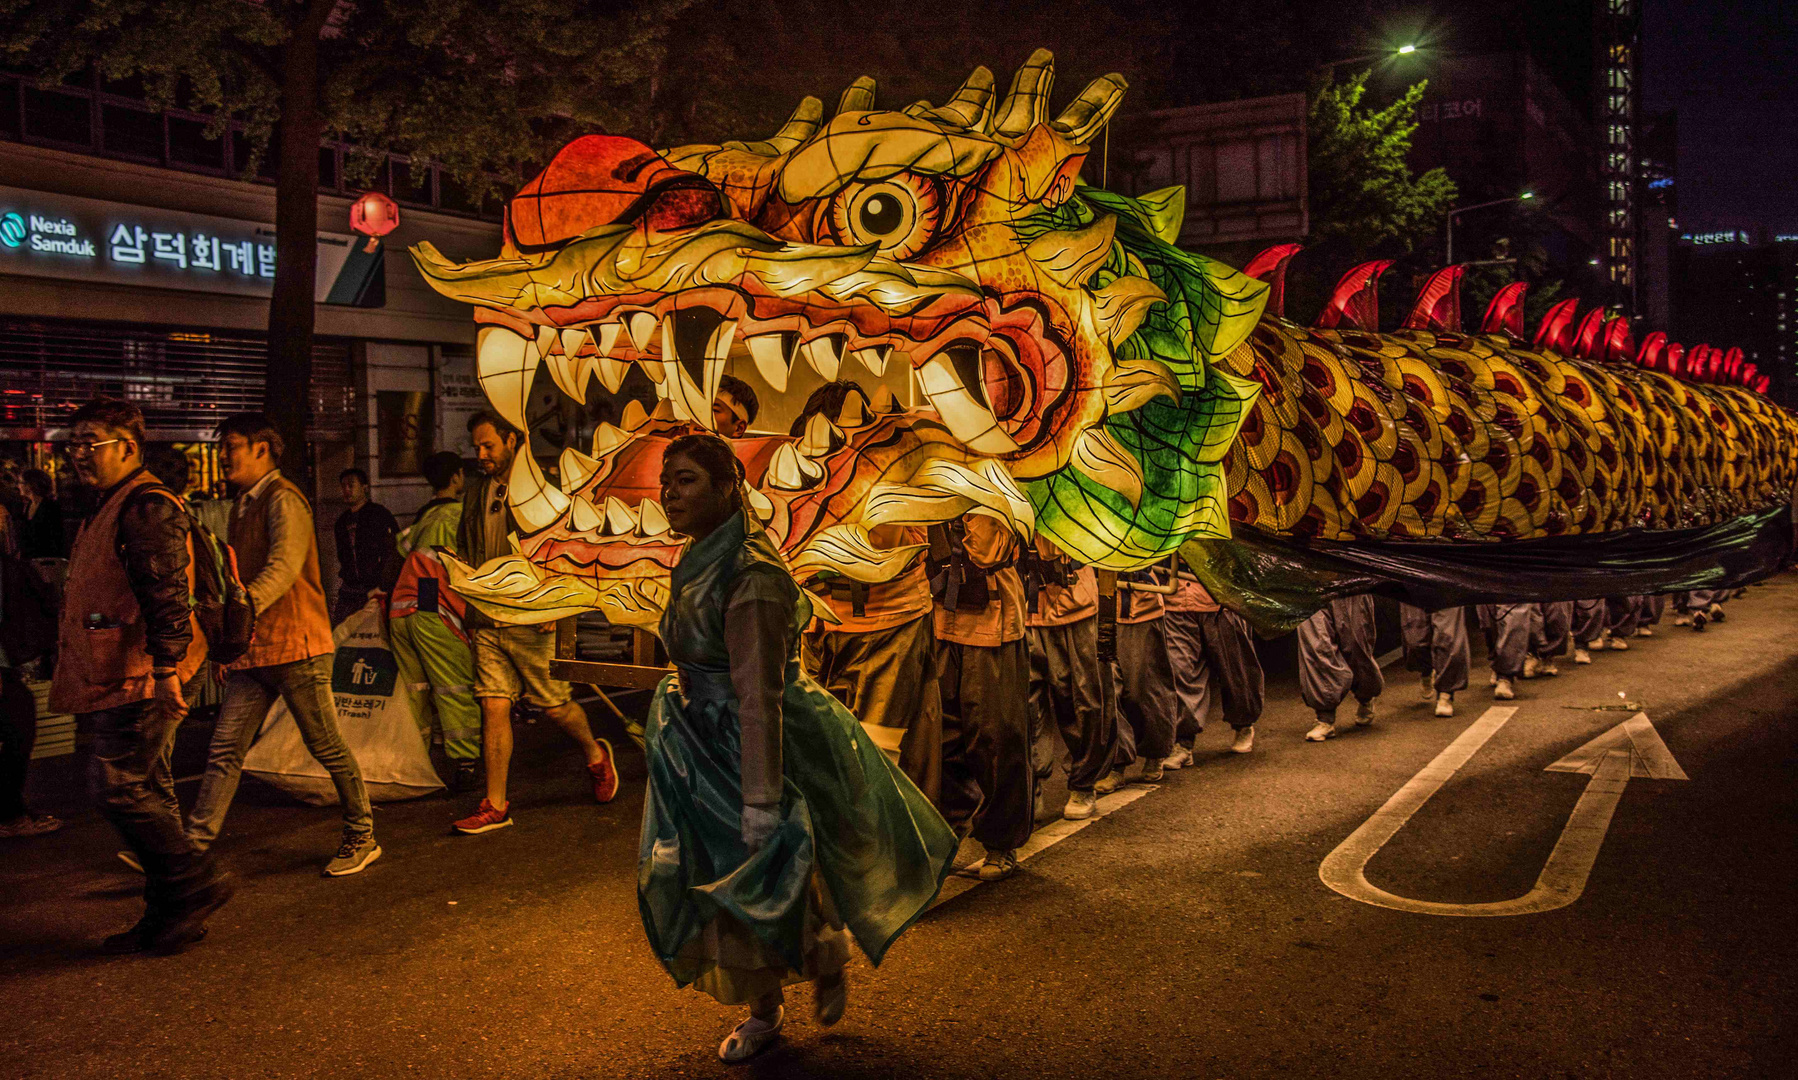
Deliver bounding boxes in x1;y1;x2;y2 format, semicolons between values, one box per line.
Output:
1446;192;1533;264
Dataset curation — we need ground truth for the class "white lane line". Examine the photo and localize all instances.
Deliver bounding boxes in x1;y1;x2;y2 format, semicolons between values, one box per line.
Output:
933;784;1157;905
1320;708;1687;917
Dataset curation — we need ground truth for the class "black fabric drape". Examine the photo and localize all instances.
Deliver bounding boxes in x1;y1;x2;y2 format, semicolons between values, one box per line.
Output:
1182;503;1795;634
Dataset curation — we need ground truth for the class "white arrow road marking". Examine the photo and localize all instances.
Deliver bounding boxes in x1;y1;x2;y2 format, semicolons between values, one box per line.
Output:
1320;708;1687;917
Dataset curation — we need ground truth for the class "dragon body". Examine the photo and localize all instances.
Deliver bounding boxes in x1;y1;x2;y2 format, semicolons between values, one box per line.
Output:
410;51;1798;632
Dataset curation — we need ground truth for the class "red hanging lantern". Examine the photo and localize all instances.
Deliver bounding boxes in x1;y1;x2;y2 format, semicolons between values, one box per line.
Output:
350;191;400;237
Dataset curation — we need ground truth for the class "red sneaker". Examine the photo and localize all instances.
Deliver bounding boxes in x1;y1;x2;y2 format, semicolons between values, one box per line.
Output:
452;798;513;834
588;740;619;804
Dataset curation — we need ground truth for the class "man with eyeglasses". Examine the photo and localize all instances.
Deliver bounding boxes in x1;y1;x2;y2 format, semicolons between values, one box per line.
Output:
451;410;617;835
49;397;231;954
185;413;380;877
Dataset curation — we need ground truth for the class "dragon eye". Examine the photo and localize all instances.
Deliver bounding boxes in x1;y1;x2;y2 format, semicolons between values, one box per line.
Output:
830;175;940;259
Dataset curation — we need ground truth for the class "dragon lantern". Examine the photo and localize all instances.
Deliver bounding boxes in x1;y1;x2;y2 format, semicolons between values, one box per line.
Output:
410;50;1798;633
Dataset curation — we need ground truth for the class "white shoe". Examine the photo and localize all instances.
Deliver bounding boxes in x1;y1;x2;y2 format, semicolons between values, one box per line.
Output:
1230;726;1256;754
1092;768;1126;795
1707;603;1726;621
1160;744;1194;771
1573;647;1593;664
1522;655;1540;679
1635;626;1654;638
1139;760;1165;783
1585;638;1608;651
1354;699;1377;726
1063;790;1098;820
1420;673;1436;702
1673;613;1692;626
1538;661;1560;676
1305;720;1337;742
1608;637;1630;651
719;1009;783;1062
1434;693;1455;718
1493;677;1515;701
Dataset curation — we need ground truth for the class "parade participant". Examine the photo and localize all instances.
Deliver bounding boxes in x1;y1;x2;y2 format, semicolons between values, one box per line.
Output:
712;373;759;439
16;468;65;560
932;509;1033;881
1477;603;1531;701
388;451;479;791
1299;595;1383;742
639;433;954;1063
187;414;379;876
331;468;400;624
1023;537;1118;821
1;533;61;837
1573;599;1609;661
1401;603;1469;717
1603;596;1638;650
452;411;617;834
796;383;940;802
1160;570;1265;760
1524;602;1572;678
1109;569;1179;778
50;399;227;951
1673;590;1719;631
1633;594;1665;636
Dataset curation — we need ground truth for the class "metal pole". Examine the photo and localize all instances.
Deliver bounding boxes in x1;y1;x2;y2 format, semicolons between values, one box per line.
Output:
1446;214;1454;265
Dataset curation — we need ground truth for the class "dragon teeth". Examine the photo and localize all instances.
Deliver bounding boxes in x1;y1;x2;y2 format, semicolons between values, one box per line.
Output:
591;421;629;457
765;442;825;491
661;315;714;429
475;326;535;431
918;351;1020;455
636;499;671;536
619;399;650;430
748;333;794;392
799;412;842;458
627;312;658;352
803;334;844;380
506;439;571;534
596;355;630;393
569;495;603;533
558;447;600;494
852;344;891;376
602;496;639;536
595;322;621;357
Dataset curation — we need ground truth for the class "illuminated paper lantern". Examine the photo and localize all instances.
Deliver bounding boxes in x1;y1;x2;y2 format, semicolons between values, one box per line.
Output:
350;191;400;237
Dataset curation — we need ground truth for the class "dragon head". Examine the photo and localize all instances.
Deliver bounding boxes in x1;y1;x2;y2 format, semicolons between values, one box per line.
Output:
411;49;1266;629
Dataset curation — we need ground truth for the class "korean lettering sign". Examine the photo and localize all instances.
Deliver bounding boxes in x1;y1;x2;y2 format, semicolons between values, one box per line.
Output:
0;185;358;301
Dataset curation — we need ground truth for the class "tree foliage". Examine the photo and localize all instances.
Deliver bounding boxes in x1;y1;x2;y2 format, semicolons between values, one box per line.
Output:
1;0;694;191
1306;72;1456;253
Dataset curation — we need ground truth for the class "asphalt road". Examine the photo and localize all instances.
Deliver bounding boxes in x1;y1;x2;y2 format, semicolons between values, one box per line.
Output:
3;582;1795;1079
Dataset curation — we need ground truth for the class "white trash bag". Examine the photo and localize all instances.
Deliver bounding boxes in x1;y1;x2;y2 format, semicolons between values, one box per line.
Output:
243;599;446;803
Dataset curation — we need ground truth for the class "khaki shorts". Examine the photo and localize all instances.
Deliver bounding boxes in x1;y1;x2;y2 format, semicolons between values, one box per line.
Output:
471;625;573;709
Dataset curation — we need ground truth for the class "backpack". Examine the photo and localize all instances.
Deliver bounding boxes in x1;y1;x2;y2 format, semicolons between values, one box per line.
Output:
135;485;257;665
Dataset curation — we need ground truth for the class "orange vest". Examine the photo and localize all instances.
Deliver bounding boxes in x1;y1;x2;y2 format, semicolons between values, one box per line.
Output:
230;474;334;669
49;470;205;714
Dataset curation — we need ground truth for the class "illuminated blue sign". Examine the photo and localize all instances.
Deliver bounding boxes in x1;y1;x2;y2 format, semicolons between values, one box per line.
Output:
0;184;359;301
1648;178;1674;190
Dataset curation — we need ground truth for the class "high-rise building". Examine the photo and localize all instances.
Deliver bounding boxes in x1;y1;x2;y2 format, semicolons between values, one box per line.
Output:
1670;230;1798;406
1597;0;1640;311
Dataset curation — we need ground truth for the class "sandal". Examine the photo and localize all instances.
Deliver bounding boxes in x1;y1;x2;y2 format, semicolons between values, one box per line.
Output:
719;1007;783;1062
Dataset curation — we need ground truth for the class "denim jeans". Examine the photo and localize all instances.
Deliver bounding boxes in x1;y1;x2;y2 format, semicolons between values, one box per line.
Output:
187;654;373;849
87;698;218;907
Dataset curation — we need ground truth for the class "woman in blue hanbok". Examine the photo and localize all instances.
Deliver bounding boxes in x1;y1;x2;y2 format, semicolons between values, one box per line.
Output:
639;433;956;1062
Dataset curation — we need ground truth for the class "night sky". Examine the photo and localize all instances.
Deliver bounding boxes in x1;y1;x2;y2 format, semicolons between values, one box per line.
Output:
1643;0;1798;233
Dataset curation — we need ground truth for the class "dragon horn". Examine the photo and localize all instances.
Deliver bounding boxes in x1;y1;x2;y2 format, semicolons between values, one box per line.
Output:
993;48;1055;139
765;96;824;155
932;66;998;131
1051;72;1129;145
836;76;876;116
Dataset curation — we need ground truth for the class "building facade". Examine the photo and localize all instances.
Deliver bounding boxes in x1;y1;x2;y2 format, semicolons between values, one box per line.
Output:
0;70;501;592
